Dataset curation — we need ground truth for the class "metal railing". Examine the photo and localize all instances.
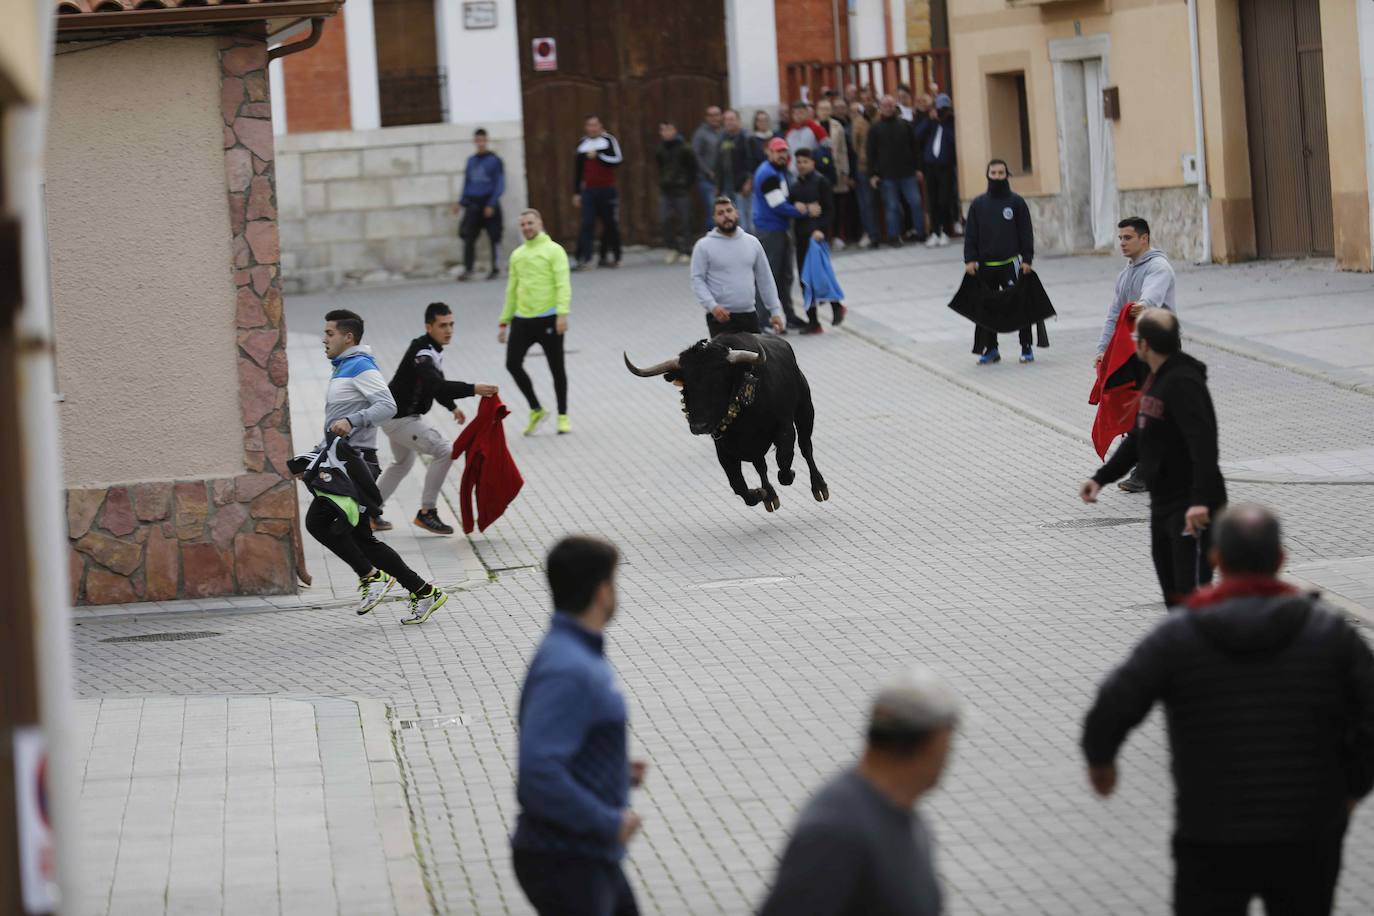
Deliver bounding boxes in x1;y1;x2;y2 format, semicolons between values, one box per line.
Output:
378;67;448;127
784;50;952;105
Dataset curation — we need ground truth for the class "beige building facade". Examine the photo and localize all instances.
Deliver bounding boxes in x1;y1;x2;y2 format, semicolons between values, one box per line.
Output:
950;0;1373;271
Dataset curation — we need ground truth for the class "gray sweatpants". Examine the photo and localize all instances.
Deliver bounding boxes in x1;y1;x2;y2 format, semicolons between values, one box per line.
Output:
377;415;452;511
757;228;799;323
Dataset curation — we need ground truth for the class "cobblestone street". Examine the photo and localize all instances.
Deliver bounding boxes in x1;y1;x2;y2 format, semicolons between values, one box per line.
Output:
70;243;1374;915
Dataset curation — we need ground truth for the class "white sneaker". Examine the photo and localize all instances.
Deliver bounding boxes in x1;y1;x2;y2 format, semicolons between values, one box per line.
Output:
858;236;872;249
924;234;940;248
356;571;396;616
936;234;950;247
832;238;846;251
401;586;448;625
664;251;677;265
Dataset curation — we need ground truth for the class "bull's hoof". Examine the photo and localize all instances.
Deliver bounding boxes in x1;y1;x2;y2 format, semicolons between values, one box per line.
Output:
764;491;781;512
812;484;830;502
778;469;796;486
743;489;765;506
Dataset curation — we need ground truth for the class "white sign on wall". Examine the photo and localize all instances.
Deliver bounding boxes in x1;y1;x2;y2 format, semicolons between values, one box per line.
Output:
462;1;496;30
532;37;557;72
13;727;57;913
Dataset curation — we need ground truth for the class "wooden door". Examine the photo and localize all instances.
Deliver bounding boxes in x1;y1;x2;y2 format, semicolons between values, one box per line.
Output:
1240;0;1334;257
516;0;729;247
374;0;444;126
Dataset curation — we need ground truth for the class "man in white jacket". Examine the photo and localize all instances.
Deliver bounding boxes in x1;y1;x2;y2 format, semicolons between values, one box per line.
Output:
690;197;786;337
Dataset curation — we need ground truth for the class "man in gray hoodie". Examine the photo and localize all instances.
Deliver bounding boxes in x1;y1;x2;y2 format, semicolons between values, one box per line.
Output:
690;197;785;337
1096;217;1178;492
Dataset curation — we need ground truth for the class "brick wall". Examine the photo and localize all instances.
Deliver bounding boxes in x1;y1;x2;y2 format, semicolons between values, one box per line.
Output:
282;10;352;133
774;0;849;102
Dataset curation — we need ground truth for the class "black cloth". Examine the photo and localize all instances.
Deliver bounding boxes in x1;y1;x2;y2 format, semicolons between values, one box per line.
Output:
970;263;1032;354
964;187;1034;265
714;130;751;193
1149;507;1214;604
288;434;383;514
513;850;639;916
459;201;502;273
946;270;1054;343
1092;352;1227;515
387;333;477;418
655;137;697;193
865;116;921;180
505;315;567;414
304;497;427;594
706;311;760;337
1083;586;1374;845
1173;831;1345;916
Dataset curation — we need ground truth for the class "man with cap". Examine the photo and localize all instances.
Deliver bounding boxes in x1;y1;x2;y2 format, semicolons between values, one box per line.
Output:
751;137;820;331
758;666;959;915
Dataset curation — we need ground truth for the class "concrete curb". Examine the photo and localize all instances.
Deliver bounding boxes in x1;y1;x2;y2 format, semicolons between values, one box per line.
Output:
1183;325;1374;398
1284;574;1374;628
355;698;435;915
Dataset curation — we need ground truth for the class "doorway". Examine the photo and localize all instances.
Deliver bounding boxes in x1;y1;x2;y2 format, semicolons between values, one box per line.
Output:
1051;38;1118;251
1240;0;1333;257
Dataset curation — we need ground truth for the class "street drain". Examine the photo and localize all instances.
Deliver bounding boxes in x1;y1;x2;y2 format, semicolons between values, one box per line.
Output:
1042;517;1149;530
100;631;222;644
699;576;794;590
394;714;470;731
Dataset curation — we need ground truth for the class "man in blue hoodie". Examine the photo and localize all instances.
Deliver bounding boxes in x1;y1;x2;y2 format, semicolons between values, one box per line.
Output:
753;137;819;331
454;128;505;281
512;536;648;916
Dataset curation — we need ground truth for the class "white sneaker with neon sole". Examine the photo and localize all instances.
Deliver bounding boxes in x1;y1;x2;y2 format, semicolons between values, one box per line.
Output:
401;587;449;625
356;571;396;616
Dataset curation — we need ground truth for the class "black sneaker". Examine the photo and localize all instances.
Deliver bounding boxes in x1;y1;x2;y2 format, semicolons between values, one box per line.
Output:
831;303;847;326
570;260;589;272
413;509;454;535
457;271;474;282
370;516;393;532
1118;473;1148;494
785;316;809;330
486;267;500;280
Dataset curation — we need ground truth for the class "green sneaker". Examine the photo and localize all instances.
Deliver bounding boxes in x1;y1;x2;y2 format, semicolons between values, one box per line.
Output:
524;408;548;436
557;414;571;434
401;586;448;625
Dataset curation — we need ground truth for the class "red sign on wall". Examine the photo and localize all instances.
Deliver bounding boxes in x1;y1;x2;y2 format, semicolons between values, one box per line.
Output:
532;37;557;72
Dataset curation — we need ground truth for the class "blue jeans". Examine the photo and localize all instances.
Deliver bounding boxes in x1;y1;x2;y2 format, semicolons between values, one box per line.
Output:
697;177;717;232
855;172;879;242
879;176;923;242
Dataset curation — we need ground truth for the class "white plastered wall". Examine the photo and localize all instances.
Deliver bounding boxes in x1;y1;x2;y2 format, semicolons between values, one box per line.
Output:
727;0;781;112
436;0;523;125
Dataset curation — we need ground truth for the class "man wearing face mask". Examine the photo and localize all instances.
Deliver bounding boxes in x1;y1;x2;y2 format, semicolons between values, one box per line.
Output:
963;159;1036;364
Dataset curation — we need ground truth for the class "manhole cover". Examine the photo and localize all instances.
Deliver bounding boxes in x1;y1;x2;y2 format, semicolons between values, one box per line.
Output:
394;714;470;731
100;631;222;644
1042;517;1149;530
700;576;794;589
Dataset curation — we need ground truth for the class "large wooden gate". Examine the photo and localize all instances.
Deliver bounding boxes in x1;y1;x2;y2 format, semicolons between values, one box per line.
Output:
515;1;728;247
1240;0;1334;258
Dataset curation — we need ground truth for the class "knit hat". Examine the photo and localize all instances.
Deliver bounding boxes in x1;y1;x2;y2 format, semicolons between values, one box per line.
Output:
869;665;961;735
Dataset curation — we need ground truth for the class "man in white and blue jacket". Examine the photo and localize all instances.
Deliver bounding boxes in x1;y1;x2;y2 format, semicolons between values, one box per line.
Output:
752;137;817;330
512;536;647;916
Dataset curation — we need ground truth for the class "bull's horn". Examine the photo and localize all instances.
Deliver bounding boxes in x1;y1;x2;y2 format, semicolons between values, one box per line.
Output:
624;352;680;377
725;347;766;365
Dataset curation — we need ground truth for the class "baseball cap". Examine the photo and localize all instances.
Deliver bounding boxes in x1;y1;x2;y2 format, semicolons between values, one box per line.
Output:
766;137;789;153
869;665;961;736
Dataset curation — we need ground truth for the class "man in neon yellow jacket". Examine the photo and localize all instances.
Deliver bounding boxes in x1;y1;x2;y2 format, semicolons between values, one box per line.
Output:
499;209;573;435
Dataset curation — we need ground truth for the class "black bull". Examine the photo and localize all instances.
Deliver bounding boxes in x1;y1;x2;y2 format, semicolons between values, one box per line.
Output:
625;333;829;511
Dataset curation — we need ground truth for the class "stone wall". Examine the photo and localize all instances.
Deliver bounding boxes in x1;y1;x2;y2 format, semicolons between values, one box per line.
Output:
65;34;299;605
275;121;526;293
1002;185;1205;262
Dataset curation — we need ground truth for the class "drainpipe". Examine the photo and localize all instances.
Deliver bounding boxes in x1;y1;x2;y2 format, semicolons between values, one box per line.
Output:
1186;0;1212;264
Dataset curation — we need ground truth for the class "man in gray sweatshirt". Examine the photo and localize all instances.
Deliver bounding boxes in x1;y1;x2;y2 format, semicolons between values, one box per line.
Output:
1096;217;1179;493
689;196;785;337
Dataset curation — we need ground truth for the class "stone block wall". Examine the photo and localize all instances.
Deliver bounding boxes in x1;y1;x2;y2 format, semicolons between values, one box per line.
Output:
1007;186;1204;262
275;121;527;293
67;33;300;605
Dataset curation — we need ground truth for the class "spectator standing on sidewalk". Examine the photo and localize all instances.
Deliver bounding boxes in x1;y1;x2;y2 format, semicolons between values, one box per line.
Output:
692;105;724;232
511;536;649;916
1080;309;1226;605
922;95;957;248
850;100;879;247
1098;217;1180;493
453;128;505;282
816;98;851;248
829;98;860;245
572;115;624;271
375;302;498;535
714;109;752;220
500;209;573;436
963;159;1036;365
759;665;960;916
783;100;828;177
690;196;785;337
752;138;818;331
866;95;924;247
789;149;842;334
746;110;779;231
655;120;697;265
1082;504;1374;916
896;84;915;121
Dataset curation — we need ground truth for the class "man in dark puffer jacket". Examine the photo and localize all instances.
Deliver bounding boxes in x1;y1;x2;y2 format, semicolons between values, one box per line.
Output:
1082;505;1374;916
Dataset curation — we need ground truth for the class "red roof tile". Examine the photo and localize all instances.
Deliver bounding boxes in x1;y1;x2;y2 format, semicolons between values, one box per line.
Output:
56;0;342;32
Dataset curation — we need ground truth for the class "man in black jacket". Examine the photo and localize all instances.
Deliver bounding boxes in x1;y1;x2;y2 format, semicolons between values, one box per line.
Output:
789;148;840;334
865;95;923;247
377;302;497;534
963;159;1035;364
655;120;697;264
1082;505;1374;915
1080;309;1226;604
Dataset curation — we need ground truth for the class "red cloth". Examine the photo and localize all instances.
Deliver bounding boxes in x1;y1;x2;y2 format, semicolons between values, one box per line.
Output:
1185;575;1298;610
1089;303;1142;459
450;396;523;534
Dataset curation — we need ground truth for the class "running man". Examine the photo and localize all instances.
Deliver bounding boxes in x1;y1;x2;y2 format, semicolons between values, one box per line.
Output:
303;310;448;625
499;209;572;435
375;302;499;535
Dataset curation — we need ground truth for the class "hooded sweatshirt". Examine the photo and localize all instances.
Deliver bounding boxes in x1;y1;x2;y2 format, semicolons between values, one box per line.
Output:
963;178;1033;265
1093;351;1226;514
324;345;396;451
689;227;781;316
1098;249;1177;353
1083;579;1374;844
502;232;571;324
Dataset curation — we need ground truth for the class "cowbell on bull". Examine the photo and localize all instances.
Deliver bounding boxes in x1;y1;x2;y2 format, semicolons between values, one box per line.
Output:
625;332;829;511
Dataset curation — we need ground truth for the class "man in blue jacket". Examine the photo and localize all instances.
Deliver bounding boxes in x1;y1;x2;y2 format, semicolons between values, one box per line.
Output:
454;128;505;281
512;536;648;916
753;137;819;331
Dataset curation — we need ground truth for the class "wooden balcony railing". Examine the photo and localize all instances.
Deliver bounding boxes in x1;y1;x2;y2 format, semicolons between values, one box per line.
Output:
784;50;952;106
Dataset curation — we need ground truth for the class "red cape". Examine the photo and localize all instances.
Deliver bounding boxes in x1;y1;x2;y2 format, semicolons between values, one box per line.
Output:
1089;304;1142;459
451;395;523;534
